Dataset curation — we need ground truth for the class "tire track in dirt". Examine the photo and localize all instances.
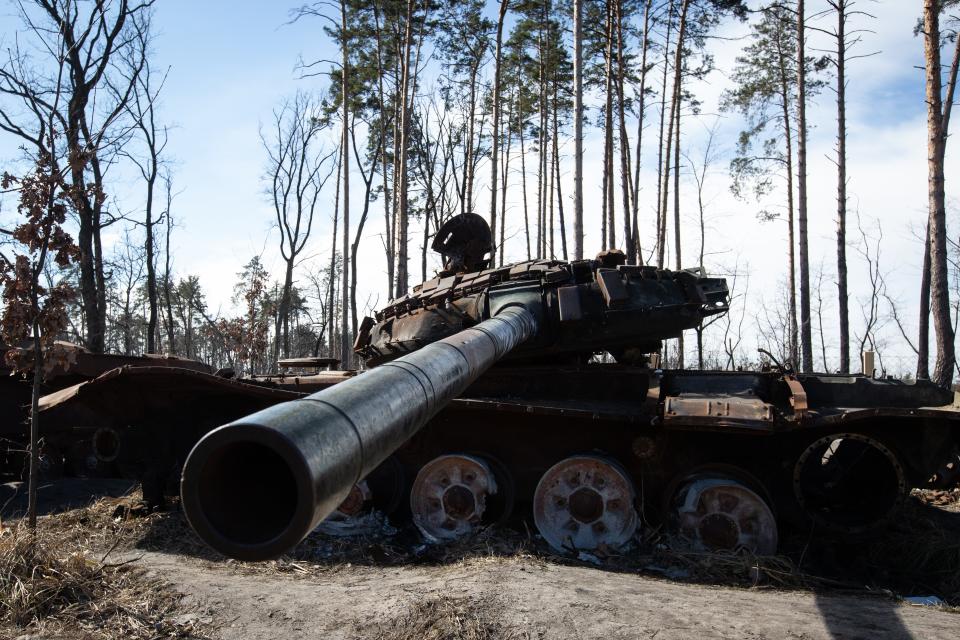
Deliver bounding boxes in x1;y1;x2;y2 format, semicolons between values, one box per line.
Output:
136;551;958;639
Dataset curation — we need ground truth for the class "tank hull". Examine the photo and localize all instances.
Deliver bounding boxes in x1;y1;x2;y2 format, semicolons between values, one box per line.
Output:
37;358;960;551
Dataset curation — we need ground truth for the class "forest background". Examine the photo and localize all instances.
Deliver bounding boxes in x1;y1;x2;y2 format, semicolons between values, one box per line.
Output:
0;0;957;385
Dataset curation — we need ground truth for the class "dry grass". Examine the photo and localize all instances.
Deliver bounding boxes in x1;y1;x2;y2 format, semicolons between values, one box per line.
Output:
15;484;960;635
639;546;853;590
0;500;212;639
93;492;960;607
859;497;960;603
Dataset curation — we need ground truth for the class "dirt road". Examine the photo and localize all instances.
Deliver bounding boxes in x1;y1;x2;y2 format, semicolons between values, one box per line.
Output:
138;550;956;640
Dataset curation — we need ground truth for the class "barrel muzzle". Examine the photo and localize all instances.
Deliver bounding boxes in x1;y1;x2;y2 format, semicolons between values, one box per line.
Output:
180;398;363;561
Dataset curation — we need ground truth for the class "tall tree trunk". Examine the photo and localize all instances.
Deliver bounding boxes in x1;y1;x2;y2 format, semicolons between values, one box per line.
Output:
77;218;98;350
500;88;514;264
572;0;584;260
88;151;108;352
548;125;555;258
552;78;568;261
797;0;813;373
519;86;532;260
163;177;175;353
144;223;157;354
661;0;688;269
918;222;931;379
489;0;508;266
835;0;849;373
778;38;799;369
464;62;479;215
632;0;653;265
351;167;377;345
93;217;107;349
281;261;294;358
616;0;634;263
917;5;959;380
27;317;41;528
673;78;684;369
68;106;103;353
372;0;394;297
340;0;351;368
329;151;342;360
422;196;430;281
395;0;415;298
145;168;158;353
603;0;616;251
924;0;956;387
655;0;676;267
537;9;548;258
673;105;682;273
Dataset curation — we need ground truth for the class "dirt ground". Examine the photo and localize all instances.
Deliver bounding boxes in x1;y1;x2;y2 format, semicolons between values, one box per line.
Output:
3;480;959;640
137;549;957;640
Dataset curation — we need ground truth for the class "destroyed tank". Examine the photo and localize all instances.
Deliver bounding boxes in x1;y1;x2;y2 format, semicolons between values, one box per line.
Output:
171;214;958;561
0;342;212;481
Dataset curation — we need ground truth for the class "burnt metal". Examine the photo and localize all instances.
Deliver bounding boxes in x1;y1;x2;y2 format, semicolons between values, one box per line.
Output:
793;433;907;533
431;213;493;274
410;453;497;541
785;375;809;420
672;473;778;555
532;455;638;552
0;343;212;480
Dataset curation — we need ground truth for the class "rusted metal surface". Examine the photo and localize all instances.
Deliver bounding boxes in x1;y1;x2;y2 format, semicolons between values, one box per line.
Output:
784;375;809;419
314;481;376;537
533;456;638;552
358;250;728;366
0;346;215;481
673;475;778;556
31;344;960;553
663;395;774;429
334;481;371;517
39;365;303;418
410;454;497;542
5;341;211;384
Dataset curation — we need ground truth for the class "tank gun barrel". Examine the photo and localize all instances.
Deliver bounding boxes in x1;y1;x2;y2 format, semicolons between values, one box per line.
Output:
180;305;537;561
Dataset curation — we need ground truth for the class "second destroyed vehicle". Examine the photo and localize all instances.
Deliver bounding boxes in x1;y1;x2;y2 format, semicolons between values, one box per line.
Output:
167;214;960;561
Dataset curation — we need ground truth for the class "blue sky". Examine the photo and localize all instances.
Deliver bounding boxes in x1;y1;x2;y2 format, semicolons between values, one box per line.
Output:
0;0;956;374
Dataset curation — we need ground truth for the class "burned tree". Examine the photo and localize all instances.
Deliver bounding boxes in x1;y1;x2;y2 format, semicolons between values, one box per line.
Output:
261;92;335;364
0;0;155;353
119;8;168;354
1;154;79;528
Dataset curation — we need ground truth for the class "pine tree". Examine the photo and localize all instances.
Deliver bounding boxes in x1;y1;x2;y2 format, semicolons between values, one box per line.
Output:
723;4;808;368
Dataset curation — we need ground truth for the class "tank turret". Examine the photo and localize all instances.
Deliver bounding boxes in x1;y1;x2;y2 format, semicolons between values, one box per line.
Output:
180;214;729;560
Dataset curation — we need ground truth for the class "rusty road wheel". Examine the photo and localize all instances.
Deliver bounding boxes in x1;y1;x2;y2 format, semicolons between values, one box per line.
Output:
410;454;498;542
671;473;778;555
317;480;375;536
533;455;638;553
